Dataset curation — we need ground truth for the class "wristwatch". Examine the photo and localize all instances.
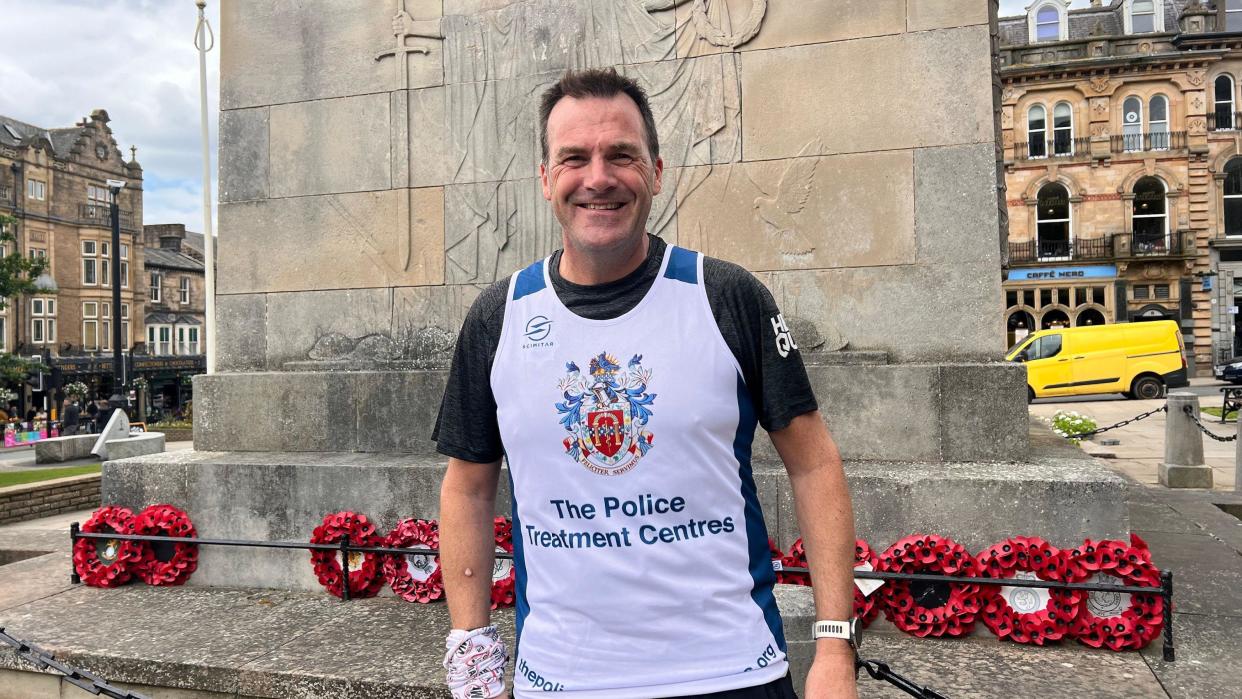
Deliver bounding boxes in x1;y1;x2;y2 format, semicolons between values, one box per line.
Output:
813;618;861;649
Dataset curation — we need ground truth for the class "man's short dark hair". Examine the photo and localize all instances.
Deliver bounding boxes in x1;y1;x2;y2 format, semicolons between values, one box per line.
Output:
539;68;659;164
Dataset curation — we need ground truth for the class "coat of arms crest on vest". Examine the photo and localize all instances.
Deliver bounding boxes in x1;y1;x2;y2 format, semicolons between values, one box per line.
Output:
555;353;656;476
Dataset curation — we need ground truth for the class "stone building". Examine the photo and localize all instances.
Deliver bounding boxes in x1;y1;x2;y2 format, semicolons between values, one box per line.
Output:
999;0;1242;373
0;109;146;400
134;223;206;417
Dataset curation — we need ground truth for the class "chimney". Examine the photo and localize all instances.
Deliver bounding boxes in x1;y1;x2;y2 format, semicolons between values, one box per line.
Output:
144;223;186;252
1091;0;1102;7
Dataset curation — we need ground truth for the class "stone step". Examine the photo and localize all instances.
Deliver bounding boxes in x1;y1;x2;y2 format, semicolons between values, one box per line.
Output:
101;419;1127;592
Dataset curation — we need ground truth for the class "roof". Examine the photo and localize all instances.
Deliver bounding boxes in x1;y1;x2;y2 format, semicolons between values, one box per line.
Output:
999;0;1190;47
0;114;53;150
144;247;204;272
144;312;202;325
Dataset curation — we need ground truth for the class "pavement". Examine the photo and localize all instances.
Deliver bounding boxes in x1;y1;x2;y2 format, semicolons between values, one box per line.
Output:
0;421;1241;697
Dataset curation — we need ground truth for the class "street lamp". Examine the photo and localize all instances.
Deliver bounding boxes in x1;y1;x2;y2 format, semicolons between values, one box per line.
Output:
106;179;126;413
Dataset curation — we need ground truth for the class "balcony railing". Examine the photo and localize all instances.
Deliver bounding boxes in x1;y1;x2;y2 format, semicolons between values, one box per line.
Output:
1110;131;1186;154
1015;137;1091;160
1008;231;1191;264
1209;110;1242;132
77;203;133;228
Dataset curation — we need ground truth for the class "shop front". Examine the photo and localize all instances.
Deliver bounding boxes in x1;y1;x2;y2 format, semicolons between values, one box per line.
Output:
1003;264;1118;348
51;354;204;421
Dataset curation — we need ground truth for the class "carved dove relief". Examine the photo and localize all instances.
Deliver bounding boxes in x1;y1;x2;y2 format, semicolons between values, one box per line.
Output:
752;140;821;257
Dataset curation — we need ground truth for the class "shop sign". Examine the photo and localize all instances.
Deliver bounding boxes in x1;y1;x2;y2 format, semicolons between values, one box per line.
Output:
1008;265;1117;281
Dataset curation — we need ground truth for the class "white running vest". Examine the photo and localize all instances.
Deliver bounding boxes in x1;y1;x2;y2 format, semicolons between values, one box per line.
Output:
491;247;787;698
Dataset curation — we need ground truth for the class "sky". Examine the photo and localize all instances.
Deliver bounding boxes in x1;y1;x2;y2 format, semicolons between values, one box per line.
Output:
0;0;221;234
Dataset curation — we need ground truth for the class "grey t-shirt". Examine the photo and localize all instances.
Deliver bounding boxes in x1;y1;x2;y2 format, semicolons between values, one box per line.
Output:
433;235;818;463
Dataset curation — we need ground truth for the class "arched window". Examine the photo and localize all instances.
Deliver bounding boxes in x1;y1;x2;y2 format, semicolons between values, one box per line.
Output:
1128;0;1159;33
1007;310;1035;349
1230;0;1242;32
1214;75;1235;131
1036;6;1061;41
1028;105;1048;159
1053;102;1073;155
1122;96;1143;152
1224;158;1242;237
1076;308;1107;327
1132;177;1168;251
1037;183;1071;259
1149;95;1169;150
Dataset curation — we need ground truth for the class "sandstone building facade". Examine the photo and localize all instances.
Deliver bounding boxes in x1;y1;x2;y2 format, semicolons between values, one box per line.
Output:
999;0;1242;374
0;110;146;376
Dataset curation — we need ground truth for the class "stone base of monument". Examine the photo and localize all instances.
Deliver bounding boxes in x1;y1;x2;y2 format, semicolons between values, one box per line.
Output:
102;418;1126;591
1159;462;1214;489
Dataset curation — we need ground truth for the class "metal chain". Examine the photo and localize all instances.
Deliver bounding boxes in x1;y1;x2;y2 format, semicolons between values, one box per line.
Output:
1181;405;1238;442
1069;405;1167;439
0;627;150;699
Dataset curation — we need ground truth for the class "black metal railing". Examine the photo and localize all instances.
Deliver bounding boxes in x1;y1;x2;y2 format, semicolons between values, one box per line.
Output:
1015;137;1091;160
77;203;133;228
1008;231;1191;264
1111;131;1186;154
1209;110;1242;131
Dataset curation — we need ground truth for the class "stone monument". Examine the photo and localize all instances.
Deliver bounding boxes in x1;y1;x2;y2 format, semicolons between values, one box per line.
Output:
106;0;1129;591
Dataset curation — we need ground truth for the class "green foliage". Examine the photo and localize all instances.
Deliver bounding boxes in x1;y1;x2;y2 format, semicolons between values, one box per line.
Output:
0;352;46;386
1046;410;1098;443
0;213;51;310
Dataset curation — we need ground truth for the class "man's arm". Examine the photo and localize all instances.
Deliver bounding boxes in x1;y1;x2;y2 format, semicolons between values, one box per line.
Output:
440;456;504;630
769;410;857;699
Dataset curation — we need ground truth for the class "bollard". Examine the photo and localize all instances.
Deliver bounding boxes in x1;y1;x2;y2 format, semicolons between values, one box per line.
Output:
1161;392;1213;489
1236;409;1242;495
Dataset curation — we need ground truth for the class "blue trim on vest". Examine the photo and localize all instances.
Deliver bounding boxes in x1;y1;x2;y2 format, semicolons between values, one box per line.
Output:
513;259;547;301
734;374;786;653
509;467;529;645
663;246;698;284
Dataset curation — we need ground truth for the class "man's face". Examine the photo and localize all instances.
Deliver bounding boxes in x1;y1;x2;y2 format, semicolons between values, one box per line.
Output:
540;94;663;256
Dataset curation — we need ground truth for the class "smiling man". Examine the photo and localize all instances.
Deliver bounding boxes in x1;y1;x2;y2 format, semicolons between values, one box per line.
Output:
434;68;858;699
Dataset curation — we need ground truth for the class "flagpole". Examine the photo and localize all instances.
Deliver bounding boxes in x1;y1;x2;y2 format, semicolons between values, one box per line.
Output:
194;0;216;374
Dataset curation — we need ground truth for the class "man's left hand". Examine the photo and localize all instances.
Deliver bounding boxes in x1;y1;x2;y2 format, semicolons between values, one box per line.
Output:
803;650;858;699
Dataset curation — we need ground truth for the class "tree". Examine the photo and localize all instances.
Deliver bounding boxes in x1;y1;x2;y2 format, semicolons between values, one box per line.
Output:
0;212;53;384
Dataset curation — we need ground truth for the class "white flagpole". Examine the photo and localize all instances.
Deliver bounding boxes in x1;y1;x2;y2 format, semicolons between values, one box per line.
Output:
194;0;216;374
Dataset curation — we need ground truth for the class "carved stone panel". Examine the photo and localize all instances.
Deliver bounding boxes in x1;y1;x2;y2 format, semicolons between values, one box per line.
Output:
221;0;442;110
677;0;903;57
218;188;445;294
677;149;916;271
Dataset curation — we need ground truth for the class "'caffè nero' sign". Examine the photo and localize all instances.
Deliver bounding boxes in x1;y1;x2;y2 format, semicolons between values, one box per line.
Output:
1008;265;1118;281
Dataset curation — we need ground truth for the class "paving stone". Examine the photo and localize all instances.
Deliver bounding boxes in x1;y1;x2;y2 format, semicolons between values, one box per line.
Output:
1128;529;1242;617
1142;611;1242;699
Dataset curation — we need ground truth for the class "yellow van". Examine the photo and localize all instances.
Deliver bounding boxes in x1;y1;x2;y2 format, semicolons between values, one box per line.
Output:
1006;319;1188;402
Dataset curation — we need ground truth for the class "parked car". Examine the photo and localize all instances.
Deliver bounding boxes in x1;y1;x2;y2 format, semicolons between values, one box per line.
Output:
1007;319;1189;402
1214;356;1242;384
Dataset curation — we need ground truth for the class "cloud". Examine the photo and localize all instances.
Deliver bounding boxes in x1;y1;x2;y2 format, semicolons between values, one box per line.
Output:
0;0;220;233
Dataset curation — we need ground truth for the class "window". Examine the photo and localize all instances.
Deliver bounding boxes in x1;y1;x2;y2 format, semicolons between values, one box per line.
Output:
1134;285;1151;299
1231;0;1242;31
26;179;45;200
1028;105;1048;158
1225;158;1242;237
1149;95;1169;150
121;303;130;349
101;302;111;351
0;317;6;352
1053;103;1073;155
188;326;200;354
1132;177;1168;250
179;277;190;304
29;296;55;345
1029;334;1064;360
1036;183;1072;259
120;244;129;288
101;241;110;288
150;272;161;303
1155;284;1171;299
1122;96;1143;152
147;324;172;355
81;241;97;286
1215;75;1234;131
28;248;46;260
1129;0;1158;33
178;326;201;355
1036;6;1061;41
82;302;98;351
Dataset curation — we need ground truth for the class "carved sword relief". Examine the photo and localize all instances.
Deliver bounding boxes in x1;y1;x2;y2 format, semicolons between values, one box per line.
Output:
376;0;444;273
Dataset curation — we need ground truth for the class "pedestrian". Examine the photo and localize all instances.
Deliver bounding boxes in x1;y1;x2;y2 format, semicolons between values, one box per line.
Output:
64;399;81;436
434;69;858;699
85;399;99;433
